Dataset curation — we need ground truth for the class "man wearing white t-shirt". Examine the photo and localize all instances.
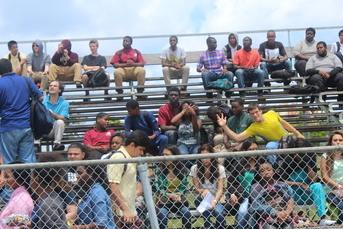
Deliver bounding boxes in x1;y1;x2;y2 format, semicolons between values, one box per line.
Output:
161;35;190;92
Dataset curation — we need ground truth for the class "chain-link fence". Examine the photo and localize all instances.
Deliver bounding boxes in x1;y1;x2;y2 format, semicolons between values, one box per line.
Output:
0;145;343;229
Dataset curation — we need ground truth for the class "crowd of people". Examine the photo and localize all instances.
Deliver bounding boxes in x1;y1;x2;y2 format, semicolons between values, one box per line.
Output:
0;27;342;228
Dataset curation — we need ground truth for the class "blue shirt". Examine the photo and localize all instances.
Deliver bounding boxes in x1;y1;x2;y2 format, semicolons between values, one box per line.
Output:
124;111;160;137
77;183;116;229
43;95;69;119
0;73;42;132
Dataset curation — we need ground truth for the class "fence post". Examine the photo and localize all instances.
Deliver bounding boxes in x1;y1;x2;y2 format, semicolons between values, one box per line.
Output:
137;163;159;229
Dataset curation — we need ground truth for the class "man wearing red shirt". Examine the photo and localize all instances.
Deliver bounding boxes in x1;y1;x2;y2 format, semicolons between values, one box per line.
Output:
158;87;181;144
110;36;146;100
83;112;115;154
233;36;266;95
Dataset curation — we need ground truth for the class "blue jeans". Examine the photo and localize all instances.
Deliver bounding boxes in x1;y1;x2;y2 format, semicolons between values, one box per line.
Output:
0;128;36;164
236;198;249;229
289;169;327;218
265;141;279;166
195;196;226;229
0;186;12;207
163;130;177;145
178;143;199;168
157;203;192;229
235;68;265;88
201;71;234;90
260;60;292;76
327;192;343;224
178;143;199;155
151;134;168;155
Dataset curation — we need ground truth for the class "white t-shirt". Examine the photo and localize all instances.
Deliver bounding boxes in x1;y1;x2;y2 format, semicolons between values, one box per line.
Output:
160;46;186;65
331;42;343;54
189;164;226;195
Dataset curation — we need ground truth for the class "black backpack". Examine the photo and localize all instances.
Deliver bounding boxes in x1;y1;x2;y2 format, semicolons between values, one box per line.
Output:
288;85;320;94
87;68;109;87
24;78;54;139
335;42;343;63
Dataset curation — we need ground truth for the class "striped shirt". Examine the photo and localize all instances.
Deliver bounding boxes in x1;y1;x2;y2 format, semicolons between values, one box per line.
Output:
197;50;228;73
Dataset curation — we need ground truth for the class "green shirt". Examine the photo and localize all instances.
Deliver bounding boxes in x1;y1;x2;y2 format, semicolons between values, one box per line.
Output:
228;112;253;133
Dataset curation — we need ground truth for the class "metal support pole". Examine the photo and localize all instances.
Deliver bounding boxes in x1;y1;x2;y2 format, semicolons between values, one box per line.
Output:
137;163;159;229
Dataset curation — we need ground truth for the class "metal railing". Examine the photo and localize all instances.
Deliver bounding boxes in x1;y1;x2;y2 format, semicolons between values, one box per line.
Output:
0;145;343;228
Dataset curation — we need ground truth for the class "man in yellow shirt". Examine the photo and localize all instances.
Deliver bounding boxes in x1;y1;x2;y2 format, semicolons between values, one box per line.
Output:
217;103;304;163
107;130;149;228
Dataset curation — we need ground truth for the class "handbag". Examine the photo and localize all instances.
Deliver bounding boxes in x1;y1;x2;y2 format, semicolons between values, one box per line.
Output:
25;78;54;139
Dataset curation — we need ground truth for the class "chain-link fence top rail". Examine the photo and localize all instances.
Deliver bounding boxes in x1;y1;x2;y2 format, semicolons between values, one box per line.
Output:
0;145;342;229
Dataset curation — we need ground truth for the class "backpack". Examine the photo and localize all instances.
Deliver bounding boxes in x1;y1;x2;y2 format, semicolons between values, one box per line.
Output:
207;78;234;90
24;78;54;140
87;68;109;87
8;52;21;62
278;135;296;149
270;69;295;84
335;42;343;63
288;84;320;94
102;150;128;177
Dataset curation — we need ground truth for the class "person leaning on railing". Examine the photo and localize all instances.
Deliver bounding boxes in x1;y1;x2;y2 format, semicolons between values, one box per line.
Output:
321;130;343;225
190;144;226;229
216;103;304;165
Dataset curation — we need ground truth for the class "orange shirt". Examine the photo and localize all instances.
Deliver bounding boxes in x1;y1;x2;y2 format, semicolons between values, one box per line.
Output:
233;49;260;68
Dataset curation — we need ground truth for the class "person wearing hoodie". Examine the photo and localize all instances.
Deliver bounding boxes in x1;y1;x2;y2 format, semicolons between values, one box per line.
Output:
49;39;82;87
26;40;51;90
223;33;242;73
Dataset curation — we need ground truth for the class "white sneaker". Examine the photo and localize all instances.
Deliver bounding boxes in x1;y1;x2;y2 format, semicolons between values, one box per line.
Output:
319;218;336;226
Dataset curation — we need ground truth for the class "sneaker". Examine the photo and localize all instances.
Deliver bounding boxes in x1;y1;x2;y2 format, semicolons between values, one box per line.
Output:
319;218;336;226
76;82;82;88
53;143;65;151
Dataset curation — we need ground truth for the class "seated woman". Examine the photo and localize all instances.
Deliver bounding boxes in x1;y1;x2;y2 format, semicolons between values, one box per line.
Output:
0;164;34;228
225;139;259;229
31;167;68;229
71;165;115;229
248;162;294;229
154;145;192;229
190;144;226;229
280;138;335;226
321;131;343;225
171;101;202;156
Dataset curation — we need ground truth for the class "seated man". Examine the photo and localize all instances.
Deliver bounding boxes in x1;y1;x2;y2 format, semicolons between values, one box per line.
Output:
293;27;317;76
81;39;109;89
83;112;115;154
125;99;168;155
226;98;253;147
233;36;266;95
330;29;343;64
217;103;304;165
197;36;234;98
27;40;51;90
4;40;27;76
158;87;182;145
110;36;146;100
248;162;294;229
259;30;293;85
43;80;69;151
161;35;190;92
306;41;343;103
49;39;82;87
